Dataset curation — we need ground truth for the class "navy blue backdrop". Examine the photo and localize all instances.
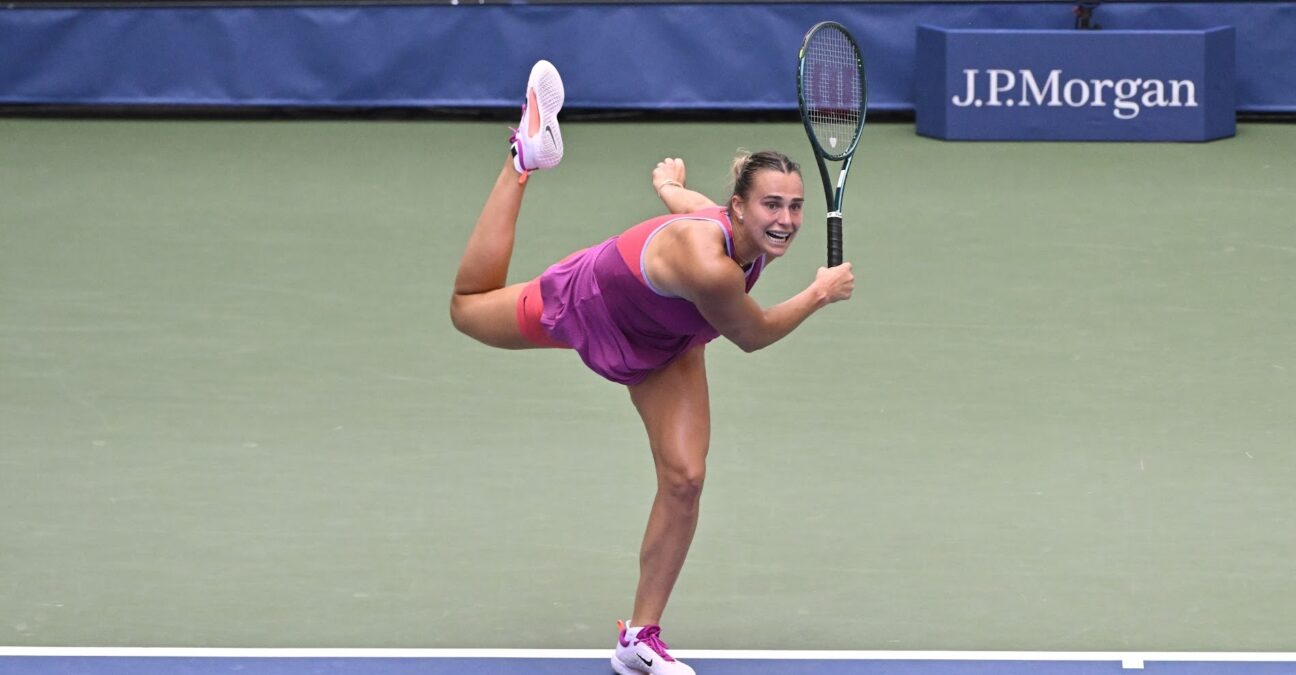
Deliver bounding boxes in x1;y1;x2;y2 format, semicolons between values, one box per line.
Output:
0;3;1292;112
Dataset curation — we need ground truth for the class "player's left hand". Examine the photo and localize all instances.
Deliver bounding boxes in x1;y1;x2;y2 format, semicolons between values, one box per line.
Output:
652;157;688;193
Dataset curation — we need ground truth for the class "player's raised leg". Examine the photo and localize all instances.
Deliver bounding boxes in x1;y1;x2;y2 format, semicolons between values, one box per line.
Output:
449;60;564;349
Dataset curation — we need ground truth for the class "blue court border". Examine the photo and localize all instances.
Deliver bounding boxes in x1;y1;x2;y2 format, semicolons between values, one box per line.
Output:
3;649;1295;675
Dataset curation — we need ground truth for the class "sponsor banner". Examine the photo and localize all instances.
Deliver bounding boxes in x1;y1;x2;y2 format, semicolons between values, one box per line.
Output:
916;27;1236;141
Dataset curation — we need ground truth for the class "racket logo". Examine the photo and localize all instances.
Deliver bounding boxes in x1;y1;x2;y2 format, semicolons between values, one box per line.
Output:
829;137;838;149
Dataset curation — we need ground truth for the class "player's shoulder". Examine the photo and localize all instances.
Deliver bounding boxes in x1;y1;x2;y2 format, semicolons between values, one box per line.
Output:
659;216;728;260
656;219;741;292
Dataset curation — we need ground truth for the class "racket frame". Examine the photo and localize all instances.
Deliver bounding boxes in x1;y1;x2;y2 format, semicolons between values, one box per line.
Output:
796;20;868;267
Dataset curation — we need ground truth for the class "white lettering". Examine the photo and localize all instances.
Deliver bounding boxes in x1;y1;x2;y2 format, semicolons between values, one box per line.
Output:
1019;69;1062;107
952;69;979;107
955;68;1201;119
1142;79;1167;109
1063;79;1090;107
1112;78;1142;119
1170;80;1197;107
986;69;1016;106
1090;79;1113;106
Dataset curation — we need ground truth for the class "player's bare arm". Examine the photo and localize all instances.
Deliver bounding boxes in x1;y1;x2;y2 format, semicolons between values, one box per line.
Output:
652;158;717;215
649;221;854;353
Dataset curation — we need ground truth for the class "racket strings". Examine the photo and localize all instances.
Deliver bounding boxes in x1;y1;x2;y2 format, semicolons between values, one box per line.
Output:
803;27;862;158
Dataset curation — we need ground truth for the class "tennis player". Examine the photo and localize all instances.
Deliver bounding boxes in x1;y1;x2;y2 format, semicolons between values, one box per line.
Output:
450;60;855;675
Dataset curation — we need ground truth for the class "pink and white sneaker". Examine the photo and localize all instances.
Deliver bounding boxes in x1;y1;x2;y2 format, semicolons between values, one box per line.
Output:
611;620;696;675
510;59;564;177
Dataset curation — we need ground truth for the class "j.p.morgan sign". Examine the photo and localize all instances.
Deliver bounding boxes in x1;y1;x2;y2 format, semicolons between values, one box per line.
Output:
916;27;1235;141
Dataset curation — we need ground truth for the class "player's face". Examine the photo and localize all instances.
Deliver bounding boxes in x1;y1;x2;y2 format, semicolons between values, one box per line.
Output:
733;170;805;260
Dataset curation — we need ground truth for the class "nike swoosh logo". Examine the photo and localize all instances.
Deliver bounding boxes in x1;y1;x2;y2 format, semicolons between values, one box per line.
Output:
637;654;653;667
544;125;556;146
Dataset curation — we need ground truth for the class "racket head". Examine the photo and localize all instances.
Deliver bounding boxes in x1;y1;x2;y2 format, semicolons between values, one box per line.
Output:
797;21;868;163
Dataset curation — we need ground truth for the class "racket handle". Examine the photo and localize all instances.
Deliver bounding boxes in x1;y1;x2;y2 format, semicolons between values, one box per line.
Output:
827;214;843;267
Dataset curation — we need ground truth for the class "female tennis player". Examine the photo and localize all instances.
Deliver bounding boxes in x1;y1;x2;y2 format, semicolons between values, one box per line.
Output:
450;60;854;675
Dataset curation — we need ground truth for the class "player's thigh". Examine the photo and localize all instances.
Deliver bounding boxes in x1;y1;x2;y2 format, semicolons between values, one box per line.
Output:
628;347;711;482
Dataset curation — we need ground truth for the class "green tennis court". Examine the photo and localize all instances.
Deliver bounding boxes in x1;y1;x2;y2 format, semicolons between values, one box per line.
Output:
2;118;1293;652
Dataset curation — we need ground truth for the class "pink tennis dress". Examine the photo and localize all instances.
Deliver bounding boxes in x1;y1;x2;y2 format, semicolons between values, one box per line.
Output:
538;206;766;385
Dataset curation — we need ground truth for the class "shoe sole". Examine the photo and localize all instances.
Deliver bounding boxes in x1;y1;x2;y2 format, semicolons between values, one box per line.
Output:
610;656;645;675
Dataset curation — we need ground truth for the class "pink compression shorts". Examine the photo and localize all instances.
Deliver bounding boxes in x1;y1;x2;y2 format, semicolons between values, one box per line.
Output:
515;278;569;349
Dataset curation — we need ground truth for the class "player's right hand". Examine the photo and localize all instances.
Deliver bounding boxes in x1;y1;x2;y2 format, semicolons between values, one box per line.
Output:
815;262;855;304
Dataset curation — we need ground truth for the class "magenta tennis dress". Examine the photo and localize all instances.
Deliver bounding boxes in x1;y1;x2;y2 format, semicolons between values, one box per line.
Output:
538;206;766;385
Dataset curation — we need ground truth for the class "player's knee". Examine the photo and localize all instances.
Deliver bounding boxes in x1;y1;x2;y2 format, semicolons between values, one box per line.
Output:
449;293;476;337
659;461;706;505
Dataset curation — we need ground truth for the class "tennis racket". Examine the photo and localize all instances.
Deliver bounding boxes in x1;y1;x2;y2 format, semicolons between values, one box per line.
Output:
796;21;868;268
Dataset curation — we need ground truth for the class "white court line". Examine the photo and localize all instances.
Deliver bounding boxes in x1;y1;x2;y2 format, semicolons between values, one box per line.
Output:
1;647;1295;663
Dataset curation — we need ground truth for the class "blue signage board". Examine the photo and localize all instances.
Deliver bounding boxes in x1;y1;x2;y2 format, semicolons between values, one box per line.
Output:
916;27;1236;141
